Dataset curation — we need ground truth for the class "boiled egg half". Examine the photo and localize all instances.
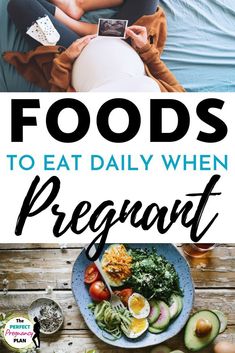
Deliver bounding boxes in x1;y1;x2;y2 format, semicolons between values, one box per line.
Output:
128;293;150;319
123;317;149;339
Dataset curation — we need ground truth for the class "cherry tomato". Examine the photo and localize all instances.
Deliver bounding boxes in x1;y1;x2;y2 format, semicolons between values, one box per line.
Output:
89;281;110;302
114;288;133;306
84;263;100;284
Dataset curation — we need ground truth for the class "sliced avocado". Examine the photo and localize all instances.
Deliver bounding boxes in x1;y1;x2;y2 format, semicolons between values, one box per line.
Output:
169;294;180;319
212;310;228;333
184;310;220;351
176;295;183;317
151;301;170;330
148;299;160;324
150;344;171;353
148;326;164;334
171;351;185;353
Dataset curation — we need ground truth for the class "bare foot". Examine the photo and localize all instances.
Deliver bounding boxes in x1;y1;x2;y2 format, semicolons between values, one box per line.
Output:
77;22;98;36
54;5;98;35
51;0;85;20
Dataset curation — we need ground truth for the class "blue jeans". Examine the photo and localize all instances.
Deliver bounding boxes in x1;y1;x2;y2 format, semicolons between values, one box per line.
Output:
8;0;159;48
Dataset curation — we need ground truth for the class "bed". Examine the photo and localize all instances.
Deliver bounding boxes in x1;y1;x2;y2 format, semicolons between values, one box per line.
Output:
1;0;235;92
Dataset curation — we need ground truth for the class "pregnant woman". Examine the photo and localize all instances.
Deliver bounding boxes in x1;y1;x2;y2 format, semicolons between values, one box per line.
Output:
6;0;185;92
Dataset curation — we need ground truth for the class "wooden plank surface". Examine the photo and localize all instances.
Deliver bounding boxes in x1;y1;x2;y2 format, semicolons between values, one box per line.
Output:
0;245;235;289
0;290;235;329
0;244;234;249
0;328;234;353
0;244;234;353
0;244;83;250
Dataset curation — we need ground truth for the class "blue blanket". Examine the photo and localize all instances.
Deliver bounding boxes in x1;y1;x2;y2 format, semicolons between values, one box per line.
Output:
160;0;235;92
1;0;235;92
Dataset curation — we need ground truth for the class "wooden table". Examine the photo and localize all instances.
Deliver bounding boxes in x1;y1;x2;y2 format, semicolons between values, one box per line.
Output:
0;244;234;353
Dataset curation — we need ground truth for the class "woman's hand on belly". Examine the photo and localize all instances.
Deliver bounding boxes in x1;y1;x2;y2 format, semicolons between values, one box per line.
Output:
65;34;96;61
126;26;148;49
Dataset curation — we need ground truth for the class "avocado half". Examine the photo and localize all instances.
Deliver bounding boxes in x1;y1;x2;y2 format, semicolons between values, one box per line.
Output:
184;310;220;351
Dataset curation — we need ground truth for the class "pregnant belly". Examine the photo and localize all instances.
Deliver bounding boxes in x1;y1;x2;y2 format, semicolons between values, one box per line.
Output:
90;76;160;92
71;37;147;92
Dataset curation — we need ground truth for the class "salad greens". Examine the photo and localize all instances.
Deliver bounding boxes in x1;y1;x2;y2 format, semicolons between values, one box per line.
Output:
125;248;183;302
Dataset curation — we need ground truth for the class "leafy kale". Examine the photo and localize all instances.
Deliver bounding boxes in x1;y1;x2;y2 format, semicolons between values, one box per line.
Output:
125;248;183;302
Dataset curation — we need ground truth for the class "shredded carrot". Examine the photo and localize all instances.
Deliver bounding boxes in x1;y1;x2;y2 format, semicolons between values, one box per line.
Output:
102;245;132;284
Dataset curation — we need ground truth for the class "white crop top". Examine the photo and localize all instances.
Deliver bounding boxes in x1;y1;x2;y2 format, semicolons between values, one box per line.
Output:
71;37;160;92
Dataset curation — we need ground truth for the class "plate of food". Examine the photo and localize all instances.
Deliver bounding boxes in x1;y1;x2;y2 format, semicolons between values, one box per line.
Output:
72;244;194;348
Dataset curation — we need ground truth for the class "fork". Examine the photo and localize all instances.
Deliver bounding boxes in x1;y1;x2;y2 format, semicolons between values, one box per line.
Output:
86;244;126;312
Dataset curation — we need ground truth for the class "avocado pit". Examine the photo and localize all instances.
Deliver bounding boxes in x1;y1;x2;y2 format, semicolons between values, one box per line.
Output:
195;318;212;337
